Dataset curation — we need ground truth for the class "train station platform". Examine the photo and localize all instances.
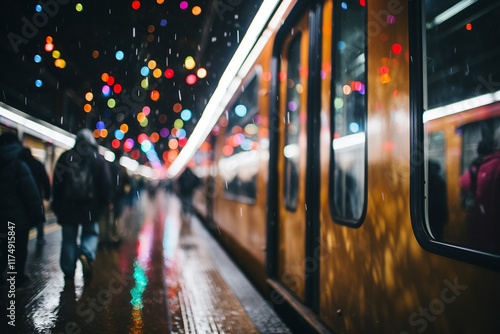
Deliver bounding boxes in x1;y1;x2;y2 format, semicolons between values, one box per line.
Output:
1;189;292;334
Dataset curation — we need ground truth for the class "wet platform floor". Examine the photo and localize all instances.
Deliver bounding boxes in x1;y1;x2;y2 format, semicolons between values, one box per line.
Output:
1;190;291;334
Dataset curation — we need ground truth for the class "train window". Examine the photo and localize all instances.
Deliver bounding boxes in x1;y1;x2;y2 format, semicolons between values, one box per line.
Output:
329;0;366;224
219;74;260;204
283;35;302;211
412;0;500;262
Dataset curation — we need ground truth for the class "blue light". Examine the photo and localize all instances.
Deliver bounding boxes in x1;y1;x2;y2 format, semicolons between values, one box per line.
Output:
160;19;167;27
34;54;42;63
141;140;152;152
177;128;186;139
341;2;347;9
115;50;124;61
349;122;360;133
114;129;125;140
180;109;192;121
35;79;43;87
35;5;42;12
241;139;253;151
235;104;247;117
96;121;105;130
140;66;150;77
337;41;346;50
104;109;112;118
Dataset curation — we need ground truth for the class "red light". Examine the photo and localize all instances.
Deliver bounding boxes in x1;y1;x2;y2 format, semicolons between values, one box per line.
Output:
107;76;115;86
360;0;365;6
131;150;140;160
380;66;389;75
113;84;122;93
222;145;234;156
186;74;197;85
112;139;120;149
150;90;160;101
138;133;149;144
392;44;402;54
466;23;472;31
179;137;188;147
45;43;54;52
132;1;141;10
165;69;174;78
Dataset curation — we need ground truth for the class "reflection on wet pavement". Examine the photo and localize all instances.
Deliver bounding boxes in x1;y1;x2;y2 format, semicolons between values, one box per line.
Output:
1;189;290;333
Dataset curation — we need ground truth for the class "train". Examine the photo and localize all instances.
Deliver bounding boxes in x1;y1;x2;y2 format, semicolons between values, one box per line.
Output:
188;0;500;333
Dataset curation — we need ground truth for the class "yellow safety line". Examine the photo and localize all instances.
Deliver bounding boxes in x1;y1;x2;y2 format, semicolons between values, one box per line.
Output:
29;223;60;240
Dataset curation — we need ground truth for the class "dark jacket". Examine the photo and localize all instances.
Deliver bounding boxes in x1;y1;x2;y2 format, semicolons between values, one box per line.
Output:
52;135;112;226
0;140;44;231
20;148;51;201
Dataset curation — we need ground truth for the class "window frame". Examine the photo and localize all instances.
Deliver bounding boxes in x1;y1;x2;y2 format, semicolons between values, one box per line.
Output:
328;0;368;228
409;0;500;271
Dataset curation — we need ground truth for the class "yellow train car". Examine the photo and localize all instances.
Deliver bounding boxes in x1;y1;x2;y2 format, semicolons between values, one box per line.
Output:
193;0;500;332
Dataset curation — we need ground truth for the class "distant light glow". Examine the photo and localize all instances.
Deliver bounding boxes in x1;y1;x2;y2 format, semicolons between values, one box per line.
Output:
186;74;197;85
45;43;54;52
180;1;188;10
466;23;472;30
180;109;192;121
75;3;83;11
107;98;116;108
35;80;43;87
148;60;157;69
54;58;66;68
165;69;174;78
341;2;347;9
140;66;150;76
153;68;162;78
96;121;105;130
173;103;182;113
113;84;122;93
174;119;184;129
85;92;93;101
197;68;207;78
192;6;201;15
102;85;111;96
36;5;42;12
101;73;109;82
115;129;125;140
120;124;129;133
392;43;402;54
84;104;91;113
185;56;195;70
235;104;247;117
150;90;160;101
160;19;167;26
107;76;115;85
142;106;151;115
115;51;124;60
52;50;60;59
34;55;42;63
132;1;141;10
112;139;120;149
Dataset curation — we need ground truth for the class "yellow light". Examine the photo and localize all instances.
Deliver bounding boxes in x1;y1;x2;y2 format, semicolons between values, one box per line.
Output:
192;6;201;15
85;92;93;101
54;58;66;68
137;112;146;122
197;68;207;78
153;68;162;78
107;98;116;108
52;50;61;59
120;124;129;133
148;60;157;69
185;56;195;70
75;3;83;11
141;78;149;89
100;129;108;138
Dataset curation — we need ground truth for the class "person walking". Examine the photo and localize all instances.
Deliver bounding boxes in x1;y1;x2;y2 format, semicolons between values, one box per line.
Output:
19;147;51;245
0;132;44;289
52;129;112;282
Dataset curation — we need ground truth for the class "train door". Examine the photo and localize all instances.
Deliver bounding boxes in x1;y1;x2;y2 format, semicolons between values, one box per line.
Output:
267;1;323;312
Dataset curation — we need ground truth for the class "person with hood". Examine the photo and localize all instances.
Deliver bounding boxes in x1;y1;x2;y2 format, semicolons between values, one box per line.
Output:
52;128;112;282
19;147;51;245
0;132;44;289
459;127;500;254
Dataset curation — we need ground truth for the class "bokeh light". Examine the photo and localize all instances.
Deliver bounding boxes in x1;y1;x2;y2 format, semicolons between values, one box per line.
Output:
197;68;207;78
85;92;94;101
96;121;105;130
185;56;195;70
132;1;141;10
141;66;149;76
120;124;129;133
84;104;92;113
180;109;192;121
148;60;157;69
102;85;111;96
76;3;83;11
34;55;42;63
153;68;162;78
52;50;60;58
150;90;160;101
35;79;43;87
113;84;122;93
173;103;182;113
115;50;124;60
180;1;188;10
165;69;174;78
186;74;197;85
192;6;201;15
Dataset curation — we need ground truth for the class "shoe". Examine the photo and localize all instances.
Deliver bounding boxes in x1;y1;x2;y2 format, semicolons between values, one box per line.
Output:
79;254;93;279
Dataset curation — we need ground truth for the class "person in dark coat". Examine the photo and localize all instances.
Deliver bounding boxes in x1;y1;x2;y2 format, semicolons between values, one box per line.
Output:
52;129;112;282
0;132;44;289
19;147;51;245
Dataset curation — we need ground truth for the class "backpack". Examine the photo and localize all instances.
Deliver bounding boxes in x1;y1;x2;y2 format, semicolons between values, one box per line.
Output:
65;156;95;202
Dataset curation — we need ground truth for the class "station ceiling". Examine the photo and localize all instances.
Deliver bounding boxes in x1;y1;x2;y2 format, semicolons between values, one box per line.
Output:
0;0;263;166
